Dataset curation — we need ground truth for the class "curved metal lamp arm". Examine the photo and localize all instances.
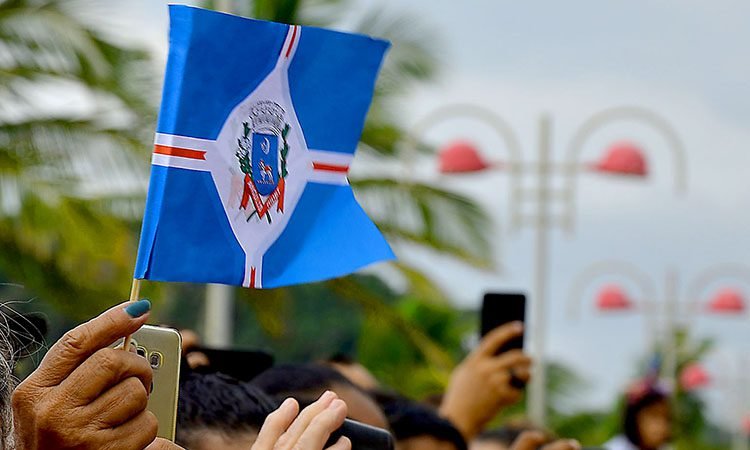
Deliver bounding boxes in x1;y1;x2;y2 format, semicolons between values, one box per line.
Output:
566;259;658;319
409;103;523;163
684;263;750;314
562;106;688;233
408;103;524;230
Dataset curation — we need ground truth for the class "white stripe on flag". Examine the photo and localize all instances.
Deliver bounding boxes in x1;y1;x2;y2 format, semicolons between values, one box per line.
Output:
151;153;209;172
154;133;214;150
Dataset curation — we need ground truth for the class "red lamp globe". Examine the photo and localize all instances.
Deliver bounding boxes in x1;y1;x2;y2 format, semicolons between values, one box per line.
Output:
596;284;634;311
595;141;648;176
438;140;490;174
707;288;745;314
680;362;711;391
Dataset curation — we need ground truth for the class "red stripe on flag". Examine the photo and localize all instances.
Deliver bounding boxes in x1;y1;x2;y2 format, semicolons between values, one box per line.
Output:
312;162;349;173
153;144;206;160
285;26;298;58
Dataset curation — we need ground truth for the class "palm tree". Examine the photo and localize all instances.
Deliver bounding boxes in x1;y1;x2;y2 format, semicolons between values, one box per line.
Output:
0;0;158;318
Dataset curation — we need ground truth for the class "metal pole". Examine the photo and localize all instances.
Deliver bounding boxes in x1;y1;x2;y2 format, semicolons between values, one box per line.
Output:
528;115;552;425
663;270;679;389
204;283;234;347
202;0;236;350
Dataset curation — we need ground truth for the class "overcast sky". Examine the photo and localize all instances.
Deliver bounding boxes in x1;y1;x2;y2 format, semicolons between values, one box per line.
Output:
106;0;750;424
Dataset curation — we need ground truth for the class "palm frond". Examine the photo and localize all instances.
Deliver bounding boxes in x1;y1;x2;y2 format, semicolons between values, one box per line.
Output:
0;2;112;82
0;194;140;320
0;0;155;215
354;8;440;98
326;276;454;370
352;177;493;268
390;261;450;305
294;0;347;26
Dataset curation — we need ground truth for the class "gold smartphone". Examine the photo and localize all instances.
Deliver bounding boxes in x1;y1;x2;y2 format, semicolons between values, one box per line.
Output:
129;325;182;441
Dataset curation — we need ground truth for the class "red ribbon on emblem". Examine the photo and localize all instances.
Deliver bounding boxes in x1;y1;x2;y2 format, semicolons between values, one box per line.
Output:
240;174;285;219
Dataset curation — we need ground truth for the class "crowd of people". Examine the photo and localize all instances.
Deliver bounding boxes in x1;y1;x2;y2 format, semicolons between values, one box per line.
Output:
0;299;673;450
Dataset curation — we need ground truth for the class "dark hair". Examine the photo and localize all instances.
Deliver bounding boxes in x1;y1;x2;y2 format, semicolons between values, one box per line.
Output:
251;363;356;401
623;390;668;448
176;371;277;447
383;401;467;450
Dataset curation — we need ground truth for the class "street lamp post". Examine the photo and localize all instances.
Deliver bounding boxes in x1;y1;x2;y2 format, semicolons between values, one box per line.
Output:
415;104;686;425
203;0;237;349
567;261;750;388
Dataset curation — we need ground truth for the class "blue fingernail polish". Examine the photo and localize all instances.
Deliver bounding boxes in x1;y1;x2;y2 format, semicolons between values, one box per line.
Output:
125;299;151;318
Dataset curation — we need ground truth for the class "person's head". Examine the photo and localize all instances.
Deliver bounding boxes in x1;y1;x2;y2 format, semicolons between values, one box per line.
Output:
0;307;49;449
384;401;467;450
325;354;380;391
176;371;277;450
0;312;16;449
623;382;672;450
252;363;388;429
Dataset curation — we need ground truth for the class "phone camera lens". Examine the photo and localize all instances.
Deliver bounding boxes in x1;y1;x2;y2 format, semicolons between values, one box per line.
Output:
136;346;147;358
149;352;162;369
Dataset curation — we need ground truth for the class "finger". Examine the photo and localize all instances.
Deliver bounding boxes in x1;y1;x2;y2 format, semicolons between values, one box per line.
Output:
326;436;352;450
294;399;348;450
476;321;523;357
491;349;532;370
542;439;581;450
252;398;299;449
146;437;187;450
510;365;532;383
186;351;210;369
490;372;523;402
60;347;153;403
277;391;337;448
33;300;151;387
87;376;150;428
103;410;159;450
510;431;547;450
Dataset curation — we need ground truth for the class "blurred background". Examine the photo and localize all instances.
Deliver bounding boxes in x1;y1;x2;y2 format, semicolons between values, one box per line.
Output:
1;0;749;448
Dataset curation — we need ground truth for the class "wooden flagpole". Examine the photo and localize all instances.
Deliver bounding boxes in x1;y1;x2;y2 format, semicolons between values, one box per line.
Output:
121;278;142;351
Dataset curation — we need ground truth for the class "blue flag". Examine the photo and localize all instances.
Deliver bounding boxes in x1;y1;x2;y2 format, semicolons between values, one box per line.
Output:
134;5;394;288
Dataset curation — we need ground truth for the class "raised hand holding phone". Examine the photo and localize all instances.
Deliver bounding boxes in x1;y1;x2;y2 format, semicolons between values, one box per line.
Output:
439;320;532;440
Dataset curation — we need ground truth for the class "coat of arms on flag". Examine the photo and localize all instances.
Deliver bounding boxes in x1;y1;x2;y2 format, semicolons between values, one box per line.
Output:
236;101;290;222
134;5;395;289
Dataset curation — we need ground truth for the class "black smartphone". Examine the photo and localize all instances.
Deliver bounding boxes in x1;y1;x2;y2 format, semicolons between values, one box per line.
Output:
480;292;526;353
326;419;394;450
